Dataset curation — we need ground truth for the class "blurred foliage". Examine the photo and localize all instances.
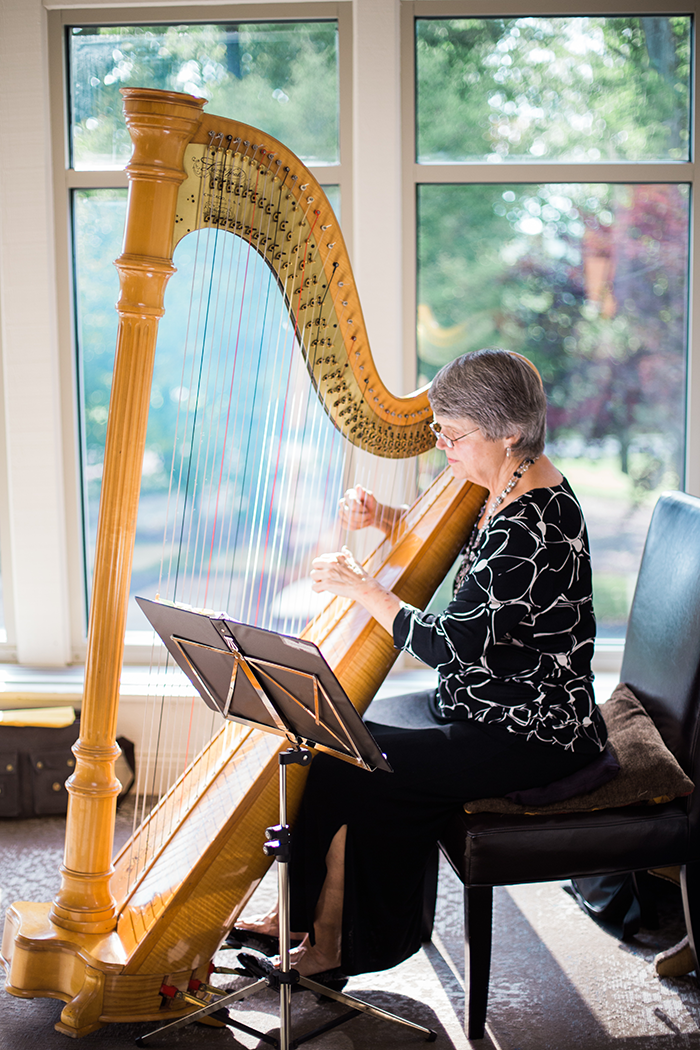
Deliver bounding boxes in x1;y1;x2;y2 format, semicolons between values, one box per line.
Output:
416;15;690;161
416;16;690;501
417;181;688;493
70;21;339;167
592;572;631;630
73;189;123;466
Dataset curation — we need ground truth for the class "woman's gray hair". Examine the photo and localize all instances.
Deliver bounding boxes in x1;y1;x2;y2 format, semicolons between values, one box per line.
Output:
428;348;547;458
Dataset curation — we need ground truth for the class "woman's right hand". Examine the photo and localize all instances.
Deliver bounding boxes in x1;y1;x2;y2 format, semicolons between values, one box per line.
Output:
338;485;379;531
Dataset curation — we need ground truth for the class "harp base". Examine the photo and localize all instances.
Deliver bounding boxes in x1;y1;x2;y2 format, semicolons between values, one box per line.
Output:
1;901;199;1036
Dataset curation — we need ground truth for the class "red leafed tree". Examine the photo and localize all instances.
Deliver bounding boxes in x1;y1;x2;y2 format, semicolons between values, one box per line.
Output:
510;183;688;494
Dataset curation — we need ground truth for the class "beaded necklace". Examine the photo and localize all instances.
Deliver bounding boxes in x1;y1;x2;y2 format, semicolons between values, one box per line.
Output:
452;456;538;596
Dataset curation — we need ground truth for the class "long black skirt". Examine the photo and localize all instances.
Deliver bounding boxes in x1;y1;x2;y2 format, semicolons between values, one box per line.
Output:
288;688;599;976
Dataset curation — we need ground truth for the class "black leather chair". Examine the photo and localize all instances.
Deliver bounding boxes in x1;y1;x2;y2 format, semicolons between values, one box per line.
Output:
437;490;700;1039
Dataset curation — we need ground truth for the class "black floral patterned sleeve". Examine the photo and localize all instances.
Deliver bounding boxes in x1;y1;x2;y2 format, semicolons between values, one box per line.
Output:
392;479;606;753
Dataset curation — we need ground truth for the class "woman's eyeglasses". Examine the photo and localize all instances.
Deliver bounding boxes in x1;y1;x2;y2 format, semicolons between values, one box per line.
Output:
428;421;480;450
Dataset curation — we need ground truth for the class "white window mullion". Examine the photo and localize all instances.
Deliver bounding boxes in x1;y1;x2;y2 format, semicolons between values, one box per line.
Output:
352;0;404;395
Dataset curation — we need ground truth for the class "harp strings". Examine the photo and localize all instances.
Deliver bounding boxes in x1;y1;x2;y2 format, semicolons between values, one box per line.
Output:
127;141;244;876
121;144;354;887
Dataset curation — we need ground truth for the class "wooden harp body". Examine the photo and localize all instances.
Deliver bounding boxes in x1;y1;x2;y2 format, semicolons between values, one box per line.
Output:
1;89;485;1036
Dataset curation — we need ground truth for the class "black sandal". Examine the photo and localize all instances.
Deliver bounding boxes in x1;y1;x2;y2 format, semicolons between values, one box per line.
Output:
236;952;348;993
224;927;301;956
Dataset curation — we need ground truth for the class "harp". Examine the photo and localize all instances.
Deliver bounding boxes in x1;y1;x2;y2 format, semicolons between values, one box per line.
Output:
1;89;485;1036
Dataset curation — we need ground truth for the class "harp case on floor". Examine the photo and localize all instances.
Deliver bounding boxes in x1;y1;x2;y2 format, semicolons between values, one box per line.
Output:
1;89;484;1036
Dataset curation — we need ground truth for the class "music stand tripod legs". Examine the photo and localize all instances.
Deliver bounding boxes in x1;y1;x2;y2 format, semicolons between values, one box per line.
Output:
137;745;437;1049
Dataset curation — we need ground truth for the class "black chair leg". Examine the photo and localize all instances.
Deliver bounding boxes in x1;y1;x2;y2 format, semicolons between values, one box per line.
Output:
421;845;439;942
464;885;493;1039
680;862;700;975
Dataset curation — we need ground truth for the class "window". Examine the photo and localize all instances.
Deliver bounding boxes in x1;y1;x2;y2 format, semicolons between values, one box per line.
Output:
67;16;344;632
411;13;691;639
69;21;340;169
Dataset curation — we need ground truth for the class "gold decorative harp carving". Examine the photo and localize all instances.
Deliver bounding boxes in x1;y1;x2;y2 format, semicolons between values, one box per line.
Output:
1;89;485;1036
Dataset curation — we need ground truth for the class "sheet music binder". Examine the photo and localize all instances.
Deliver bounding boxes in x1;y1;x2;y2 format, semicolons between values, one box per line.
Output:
136;596;392;773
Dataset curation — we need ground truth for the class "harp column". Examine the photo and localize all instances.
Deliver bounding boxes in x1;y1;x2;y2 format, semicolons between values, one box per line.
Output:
49;90;205;933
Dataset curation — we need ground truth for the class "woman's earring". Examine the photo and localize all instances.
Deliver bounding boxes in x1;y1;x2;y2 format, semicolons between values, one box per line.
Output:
506;446;512;458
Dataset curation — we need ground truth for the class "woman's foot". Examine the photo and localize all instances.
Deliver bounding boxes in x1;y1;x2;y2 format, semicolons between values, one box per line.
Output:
278;935;341;976
236;951;348;992
234;905;280;937
655;935;696;977
226;906;305;954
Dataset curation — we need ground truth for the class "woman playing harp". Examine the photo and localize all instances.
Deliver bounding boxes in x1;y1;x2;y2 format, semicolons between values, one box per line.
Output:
233;347;608;982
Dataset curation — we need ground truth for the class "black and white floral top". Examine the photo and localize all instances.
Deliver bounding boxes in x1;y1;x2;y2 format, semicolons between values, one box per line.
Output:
392;480;606;753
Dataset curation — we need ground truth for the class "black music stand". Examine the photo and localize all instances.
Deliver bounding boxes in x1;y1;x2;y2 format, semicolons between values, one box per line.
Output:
135;597;436;1050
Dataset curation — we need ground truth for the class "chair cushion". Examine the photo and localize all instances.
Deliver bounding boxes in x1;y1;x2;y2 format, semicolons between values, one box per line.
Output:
464;683;694;815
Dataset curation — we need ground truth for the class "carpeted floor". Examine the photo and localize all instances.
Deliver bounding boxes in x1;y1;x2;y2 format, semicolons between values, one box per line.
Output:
2;674;700;1048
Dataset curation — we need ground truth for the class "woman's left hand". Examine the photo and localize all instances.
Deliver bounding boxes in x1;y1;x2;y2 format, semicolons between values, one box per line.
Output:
310;546;368;600
310;547;404;636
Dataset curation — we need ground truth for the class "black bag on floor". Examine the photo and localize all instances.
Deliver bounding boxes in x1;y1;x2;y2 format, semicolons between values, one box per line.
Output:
0;719;81;817
0;717;135;818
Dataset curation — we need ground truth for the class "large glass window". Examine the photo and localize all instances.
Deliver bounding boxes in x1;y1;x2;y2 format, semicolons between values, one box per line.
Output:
417;182;688;637
73;183;341;629
414;14;691;641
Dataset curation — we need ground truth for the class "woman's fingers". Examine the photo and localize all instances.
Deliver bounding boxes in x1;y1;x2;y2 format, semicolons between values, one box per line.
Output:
310;548;365;596
338;485;377;529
